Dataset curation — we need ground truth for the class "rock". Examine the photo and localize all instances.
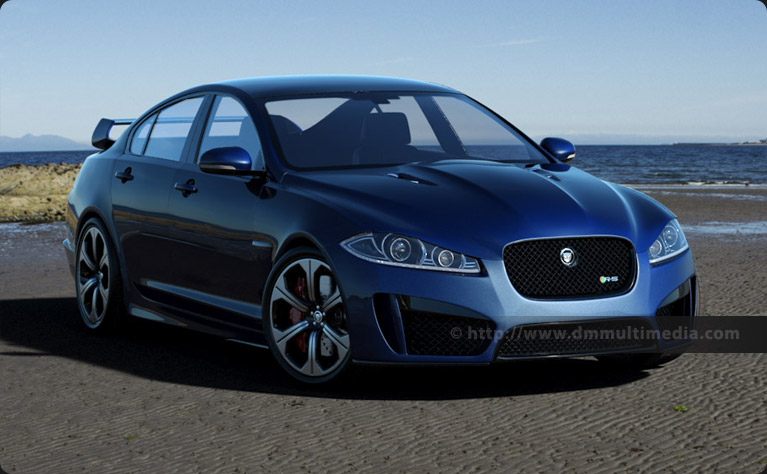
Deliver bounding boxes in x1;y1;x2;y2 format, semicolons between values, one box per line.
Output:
0;163;82;222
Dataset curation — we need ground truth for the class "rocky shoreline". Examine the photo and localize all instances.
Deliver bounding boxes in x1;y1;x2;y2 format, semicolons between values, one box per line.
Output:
0;163;81;222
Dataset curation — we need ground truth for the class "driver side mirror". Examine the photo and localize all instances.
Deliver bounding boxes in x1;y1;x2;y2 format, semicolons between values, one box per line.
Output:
199;147;265;177
540;137;576;163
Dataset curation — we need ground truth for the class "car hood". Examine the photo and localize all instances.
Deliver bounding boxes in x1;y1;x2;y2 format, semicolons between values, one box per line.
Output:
285;160;675;259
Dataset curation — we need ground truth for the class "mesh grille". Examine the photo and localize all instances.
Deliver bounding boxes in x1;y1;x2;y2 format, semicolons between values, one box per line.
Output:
496;318;656;358
401;310;494;356
503;237;635;299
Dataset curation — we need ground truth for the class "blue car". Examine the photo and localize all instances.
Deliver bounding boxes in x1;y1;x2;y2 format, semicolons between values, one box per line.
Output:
64;76;697;383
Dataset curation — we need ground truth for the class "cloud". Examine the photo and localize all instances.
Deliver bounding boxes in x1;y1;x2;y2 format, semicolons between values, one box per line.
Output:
485;38;544;47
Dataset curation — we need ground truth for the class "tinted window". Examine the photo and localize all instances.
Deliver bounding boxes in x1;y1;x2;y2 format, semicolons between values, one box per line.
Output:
377;96;441;150
198;96;264;170
432;95;536;162
267;97;346;130
143;97;203;161
264;93;548;169
129;114;156;155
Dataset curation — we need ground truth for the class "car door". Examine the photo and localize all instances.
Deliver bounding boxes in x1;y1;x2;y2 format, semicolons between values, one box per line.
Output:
164;95;273;330
111;96;205;305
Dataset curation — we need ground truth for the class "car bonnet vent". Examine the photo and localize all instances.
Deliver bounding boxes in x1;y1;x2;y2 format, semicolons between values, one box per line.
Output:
386;172;435;185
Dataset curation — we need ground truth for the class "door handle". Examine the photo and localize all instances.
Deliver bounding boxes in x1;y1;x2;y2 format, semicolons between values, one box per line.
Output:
174;179;198;197
114;168;134;183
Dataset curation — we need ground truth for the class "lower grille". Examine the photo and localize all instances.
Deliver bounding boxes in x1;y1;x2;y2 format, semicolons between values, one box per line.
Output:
401;309;494;356
503;237;636;299
656;278;695;340
496;318;656;359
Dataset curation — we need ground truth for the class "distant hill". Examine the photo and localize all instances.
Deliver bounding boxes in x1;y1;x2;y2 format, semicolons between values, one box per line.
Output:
532;133;766;146
0;134;93;152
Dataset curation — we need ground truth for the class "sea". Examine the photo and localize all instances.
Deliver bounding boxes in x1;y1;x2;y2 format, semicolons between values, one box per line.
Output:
1;145;766;185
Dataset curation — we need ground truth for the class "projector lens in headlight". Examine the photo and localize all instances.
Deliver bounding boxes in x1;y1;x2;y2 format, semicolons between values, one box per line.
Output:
662;225;679;247
389;238;412;262
649;219;688;265
649;239;663;260
437;249;455;267
341;233;480;273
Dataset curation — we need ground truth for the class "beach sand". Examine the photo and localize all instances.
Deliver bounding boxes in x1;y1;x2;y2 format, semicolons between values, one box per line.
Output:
0;183;765;472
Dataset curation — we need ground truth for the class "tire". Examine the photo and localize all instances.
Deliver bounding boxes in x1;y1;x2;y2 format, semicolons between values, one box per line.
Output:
263;247;351;383
596;352;682;370
75;218;124;332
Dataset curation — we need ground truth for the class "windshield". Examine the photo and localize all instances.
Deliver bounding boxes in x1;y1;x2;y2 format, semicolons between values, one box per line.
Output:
264;93;550;170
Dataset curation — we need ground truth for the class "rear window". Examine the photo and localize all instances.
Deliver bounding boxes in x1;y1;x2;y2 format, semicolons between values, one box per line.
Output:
140;97;203;161
129;114;156;155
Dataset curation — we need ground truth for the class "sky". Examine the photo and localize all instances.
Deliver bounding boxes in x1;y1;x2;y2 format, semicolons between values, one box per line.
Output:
0;0;766;145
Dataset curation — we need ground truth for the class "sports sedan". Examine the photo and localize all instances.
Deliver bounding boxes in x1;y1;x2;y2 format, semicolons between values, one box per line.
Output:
64;75;697;383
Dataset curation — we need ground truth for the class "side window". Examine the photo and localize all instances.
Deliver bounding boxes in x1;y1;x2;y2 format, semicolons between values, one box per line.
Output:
198;96;264;170
129;114;156;155
143;97;204;161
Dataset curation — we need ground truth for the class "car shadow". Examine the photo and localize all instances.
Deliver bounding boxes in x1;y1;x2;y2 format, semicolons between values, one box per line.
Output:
0;298;651;400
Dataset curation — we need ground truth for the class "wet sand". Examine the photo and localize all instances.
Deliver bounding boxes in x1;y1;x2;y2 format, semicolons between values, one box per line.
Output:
0;187;765;472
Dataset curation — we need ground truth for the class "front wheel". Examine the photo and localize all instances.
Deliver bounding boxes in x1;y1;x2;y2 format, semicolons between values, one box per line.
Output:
263;248;351;383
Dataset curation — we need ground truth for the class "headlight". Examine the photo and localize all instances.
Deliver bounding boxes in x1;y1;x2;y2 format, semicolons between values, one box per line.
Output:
341;233;481;273
648;219;688;265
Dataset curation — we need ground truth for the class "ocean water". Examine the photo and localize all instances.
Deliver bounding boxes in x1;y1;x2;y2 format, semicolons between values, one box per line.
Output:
1;145;766;185
0;150;94;169
576;145;767;185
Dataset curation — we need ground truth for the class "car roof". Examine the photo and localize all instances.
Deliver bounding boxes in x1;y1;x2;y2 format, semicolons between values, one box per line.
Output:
184;75;460;99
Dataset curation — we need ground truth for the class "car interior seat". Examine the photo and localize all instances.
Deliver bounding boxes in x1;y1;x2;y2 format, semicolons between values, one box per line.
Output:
352;112;417;166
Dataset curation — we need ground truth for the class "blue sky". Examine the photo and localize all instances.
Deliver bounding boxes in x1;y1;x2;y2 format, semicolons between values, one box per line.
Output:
1;0;765;145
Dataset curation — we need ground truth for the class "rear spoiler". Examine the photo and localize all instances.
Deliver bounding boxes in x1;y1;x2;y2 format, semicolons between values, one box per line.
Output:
92;118;135;150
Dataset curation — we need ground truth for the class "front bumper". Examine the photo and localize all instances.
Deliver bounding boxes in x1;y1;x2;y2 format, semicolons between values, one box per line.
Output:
328;244;697;364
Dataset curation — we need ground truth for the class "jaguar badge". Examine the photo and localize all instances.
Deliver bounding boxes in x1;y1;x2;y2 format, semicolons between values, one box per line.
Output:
560;248;576;267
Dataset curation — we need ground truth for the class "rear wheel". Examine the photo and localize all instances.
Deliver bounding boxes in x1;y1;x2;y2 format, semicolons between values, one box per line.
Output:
263;248;351;383
75;218;123;331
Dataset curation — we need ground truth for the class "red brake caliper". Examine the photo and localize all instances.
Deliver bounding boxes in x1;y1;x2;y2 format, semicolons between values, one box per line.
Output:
289;277;308;352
